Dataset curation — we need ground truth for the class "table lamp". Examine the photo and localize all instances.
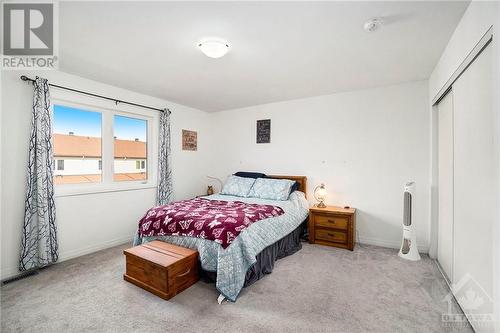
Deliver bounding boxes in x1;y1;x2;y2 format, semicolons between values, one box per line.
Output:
314;183;327;208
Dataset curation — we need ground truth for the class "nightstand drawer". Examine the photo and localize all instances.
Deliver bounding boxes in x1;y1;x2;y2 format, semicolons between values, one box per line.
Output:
314;215;348;230
315;229;347;244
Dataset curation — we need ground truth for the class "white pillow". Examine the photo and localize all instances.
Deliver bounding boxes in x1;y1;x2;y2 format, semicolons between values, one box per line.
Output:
248;178;295;201
220;175;256;197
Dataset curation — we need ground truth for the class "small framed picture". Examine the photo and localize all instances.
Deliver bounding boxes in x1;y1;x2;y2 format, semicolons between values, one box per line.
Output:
182;129;197;151
256;119;271;144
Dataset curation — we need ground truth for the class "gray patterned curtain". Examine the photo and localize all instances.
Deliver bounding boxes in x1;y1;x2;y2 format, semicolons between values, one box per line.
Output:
19;77;59;271
156;109;173;205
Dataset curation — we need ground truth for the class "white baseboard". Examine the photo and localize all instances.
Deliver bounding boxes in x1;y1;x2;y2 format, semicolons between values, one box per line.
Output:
2;234;430;280
1;235;132;281
1;266;23;281
358;236;430;254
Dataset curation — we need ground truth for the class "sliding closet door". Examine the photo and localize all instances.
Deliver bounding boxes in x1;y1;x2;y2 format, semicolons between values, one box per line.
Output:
453;44;494;325
437;91;454;282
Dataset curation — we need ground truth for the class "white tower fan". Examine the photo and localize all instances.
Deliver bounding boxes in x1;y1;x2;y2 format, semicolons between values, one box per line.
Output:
398;182;421;261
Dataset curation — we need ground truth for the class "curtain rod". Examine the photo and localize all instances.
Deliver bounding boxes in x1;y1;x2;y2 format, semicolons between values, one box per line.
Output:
20;75;171;115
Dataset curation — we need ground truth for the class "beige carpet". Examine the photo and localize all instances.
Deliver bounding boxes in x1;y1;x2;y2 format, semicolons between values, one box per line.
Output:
1;242;471;333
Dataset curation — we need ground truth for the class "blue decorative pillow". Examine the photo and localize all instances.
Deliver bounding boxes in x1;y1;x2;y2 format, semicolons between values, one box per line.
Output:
248;178;295;201
220;175;256;197
234;171;267;179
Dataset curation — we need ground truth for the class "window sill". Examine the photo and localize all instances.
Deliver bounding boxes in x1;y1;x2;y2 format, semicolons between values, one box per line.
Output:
54;183;157;198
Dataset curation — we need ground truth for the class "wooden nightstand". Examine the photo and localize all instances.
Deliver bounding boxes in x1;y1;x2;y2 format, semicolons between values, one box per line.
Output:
308;206;356;251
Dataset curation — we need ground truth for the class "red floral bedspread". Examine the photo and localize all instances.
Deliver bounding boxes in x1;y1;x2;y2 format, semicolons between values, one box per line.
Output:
138;198;284;248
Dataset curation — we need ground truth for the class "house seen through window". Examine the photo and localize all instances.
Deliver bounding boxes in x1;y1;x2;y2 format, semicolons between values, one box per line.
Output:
113;115;147;182
53;105;102;184
52;105;148;185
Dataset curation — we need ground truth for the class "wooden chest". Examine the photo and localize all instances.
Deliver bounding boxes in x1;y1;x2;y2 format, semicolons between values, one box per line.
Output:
123;240;199;300
309;206;356;251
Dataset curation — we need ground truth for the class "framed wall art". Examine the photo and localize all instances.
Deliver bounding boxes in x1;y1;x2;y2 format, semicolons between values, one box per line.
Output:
256;119;271;144
182;129;197;151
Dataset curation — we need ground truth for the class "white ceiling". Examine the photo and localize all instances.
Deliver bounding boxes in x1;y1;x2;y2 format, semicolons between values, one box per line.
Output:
59;1;469;112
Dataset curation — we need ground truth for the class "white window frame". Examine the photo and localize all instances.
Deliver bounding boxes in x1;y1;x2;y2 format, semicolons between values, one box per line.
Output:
52;89;158;197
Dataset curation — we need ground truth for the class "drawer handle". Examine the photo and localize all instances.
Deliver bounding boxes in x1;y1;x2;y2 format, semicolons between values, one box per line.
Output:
328;233;336;237
328;220;336;224
177;268;191;278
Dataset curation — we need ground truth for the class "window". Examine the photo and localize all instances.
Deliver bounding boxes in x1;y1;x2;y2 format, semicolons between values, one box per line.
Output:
113;115;147;182
51;97;154;194
53;105;102;184
134;160;146;170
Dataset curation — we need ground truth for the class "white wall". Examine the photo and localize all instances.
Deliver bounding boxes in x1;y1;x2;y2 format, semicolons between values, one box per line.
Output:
428;1;500;330
210;80;431;251
1;70;212;279
113;159;146;174
54;158;147;176
54;157;101;175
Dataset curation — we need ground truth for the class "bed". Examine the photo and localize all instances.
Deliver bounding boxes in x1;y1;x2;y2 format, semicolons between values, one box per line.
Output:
133;175;309;302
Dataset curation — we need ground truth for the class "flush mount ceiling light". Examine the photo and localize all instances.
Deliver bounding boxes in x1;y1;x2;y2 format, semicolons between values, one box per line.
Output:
197;39;230;58
364;18;383;32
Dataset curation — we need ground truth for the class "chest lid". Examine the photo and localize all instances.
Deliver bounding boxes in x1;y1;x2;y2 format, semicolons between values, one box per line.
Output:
124;240;197;268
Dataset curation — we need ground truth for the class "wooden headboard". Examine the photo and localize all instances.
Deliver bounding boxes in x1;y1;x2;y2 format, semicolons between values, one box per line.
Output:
268;175;307;198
